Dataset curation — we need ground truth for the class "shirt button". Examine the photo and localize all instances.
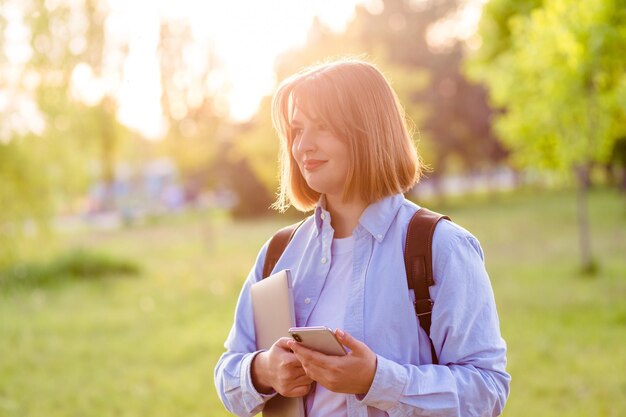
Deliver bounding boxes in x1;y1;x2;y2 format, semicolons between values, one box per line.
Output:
321;257;327;264
321;213;326;220
304;298;311;305
377;234;383;240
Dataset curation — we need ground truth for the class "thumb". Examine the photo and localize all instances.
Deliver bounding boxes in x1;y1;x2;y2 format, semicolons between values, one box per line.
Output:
275;337;295;351
335;329;365;353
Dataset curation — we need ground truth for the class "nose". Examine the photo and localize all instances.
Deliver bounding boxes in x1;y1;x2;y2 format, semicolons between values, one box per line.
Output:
294;129;315;155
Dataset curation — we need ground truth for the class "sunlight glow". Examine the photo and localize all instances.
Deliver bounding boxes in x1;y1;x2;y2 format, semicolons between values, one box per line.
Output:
110;0;365;138
0;3;44;141
2;0;484;140
427;0;488;52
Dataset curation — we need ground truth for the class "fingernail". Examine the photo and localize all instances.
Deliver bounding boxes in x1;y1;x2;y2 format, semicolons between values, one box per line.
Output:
336;329;345;338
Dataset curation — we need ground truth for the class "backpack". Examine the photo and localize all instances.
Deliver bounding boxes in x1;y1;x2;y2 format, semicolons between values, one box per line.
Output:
261;207;449;365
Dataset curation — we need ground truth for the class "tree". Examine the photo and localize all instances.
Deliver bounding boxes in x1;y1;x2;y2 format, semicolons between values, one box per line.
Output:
24;0;129;201
157;18;224;185
234;96;280;196
468;0;626;272
237;1;508;206
212;140;274;218
0;135;53;268
353;0;508;183
610;137;626;191
0;0;130;266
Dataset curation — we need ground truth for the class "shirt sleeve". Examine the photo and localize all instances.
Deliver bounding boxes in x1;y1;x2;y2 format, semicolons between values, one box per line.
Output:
214;241;278;416
359;223;511;417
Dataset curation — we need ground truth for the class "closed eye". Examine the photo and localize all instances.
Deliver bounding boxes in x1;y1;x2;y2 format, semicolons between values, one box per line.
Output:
292;127;303;137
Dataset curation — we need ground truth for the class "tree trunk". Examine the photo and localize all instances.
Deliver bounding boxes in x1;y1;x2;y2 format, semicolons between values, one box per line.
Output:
575;164;595;274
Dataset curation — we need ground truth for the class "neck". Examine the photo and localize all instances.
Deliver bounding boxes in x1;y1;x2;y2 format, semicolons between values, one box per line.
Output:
325;194;368;238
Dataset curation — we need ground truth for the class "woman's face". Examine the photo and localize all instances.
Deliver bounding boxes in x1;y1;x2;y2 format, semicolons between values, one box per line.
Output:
290;106;350;200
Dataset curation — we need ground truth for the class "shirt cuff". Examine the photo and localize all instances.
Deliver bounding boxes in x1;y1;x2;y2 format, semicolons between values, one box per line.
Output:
358;354;407;411
241;350;277;412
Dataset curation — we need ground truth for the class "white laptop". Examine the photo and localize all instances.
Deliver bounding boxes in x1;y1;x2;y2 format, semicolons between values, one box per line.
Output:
250;269;305;417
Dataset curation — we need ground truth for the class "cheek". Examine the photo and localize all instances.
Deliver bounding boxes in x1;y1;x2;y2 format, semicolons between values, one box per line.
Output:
290;141;299;159
290;144;303;171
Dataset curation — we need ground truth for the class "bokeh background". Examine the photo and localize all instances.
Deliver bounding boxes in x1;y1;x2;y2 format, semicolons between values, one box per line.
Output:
1;0;625;416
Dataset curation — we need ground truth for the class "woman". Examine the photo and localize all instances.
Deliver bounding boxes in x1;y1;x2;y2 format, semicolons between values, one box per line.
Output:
214;59;510;417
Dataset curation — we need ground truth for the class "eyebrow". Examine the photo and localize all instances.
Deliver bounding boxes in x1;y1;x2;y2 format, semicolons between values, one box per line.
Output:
290;116;321;127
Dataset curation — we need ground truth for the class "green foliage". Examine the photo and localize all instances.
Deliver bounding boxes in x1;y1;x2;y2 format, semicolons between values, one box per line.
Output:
470;0;544;63
468;0;626;171
0;136;54;268
235;97;280;197
0;0;137;265
0;248;140;291
468;0;626;270
0;189;624;416
157;19;224;180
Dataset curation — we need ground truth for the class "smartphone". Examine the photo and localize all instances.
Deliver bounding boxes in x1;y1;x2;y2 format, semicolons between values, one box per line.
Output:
288;326;347;356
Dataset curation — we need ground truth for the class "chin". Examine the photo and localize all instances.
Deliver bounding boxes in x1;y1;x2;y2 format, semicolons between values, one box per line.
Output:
303;176;342;197
304;182;328;196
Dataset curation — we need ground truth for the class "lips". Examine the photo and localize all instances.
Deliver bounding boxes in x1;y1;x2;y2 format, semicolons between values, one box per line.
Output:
303;160;327;171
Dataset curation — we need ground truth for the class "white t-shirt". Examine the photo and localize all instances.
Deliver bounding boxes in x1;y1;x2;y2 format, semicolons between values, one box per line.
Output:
305;236;353;417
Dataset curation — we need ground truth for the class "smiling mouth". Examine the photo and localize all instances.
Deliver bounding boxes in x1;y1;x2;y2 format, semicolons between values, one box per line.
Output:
303;160;326;171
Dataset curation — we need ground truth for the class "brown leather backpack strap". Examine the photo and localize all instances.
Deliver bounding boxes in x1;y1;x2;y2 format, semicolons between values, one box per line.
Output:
404;207;450;365
262;219;306;278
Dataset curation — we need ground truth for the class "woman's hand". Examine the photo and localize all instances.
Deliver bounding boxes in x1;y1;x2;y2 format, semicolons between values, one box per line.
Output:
288;329;377;395
251;337;314;397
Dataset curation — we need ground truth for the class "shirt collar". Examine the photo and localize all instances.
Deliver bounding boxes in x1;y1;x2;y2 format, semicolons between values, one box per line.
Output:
358;193;404;242
313;193;404;241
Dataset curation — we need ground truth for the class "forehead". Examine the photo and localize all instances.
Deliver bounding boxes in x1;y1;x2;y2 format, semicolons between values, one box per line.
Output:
290;101;320;126
288;79;326;123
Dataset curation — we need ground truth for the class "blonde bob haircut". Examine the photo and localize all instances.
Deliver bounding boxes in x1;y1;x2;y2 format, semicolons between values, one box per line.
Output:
271;58;422;213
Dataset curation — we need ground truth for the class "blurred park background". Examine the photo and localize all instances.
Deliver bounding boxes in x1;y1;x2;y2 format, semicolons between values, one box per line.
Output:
1;0;625;416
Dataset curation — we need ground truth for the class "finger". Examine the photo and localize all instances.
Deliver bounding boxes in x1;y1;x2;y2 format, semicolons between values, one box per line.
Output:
275;337;296;350
281;371;313;387
286;362;312;378
292;373;314;385
289;341;327;363
286;339;297;352
292;349;342;376
335;329;365;353
279;353;310;372
288;339;322;357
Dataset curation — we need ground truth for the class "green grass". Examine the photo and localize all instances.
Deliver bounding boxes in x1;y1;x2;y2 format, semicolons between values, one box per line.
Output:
0;248;140;291
0;188;625;416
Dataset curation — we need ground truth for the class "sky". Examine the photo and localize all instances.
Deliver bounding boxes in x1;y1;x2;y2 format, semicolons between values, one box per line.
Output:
109;0;371;138
2;0;486;140
108;0;486;139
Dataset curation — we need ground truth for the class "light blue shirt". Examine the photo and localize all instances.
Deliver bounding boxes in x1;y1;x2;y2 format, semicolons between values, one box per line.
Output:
306;235;353;416
214;194;510;417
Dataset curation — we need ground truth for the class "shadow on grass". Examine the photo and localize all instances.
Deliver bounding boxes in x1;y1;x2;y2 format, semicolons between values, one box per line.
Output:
0;248;140;291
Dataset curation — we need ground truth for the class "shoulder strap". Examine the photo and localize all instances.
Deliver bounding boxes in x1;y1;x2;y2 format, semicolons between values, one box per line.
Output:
262;219;306;278
405;207;450;365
